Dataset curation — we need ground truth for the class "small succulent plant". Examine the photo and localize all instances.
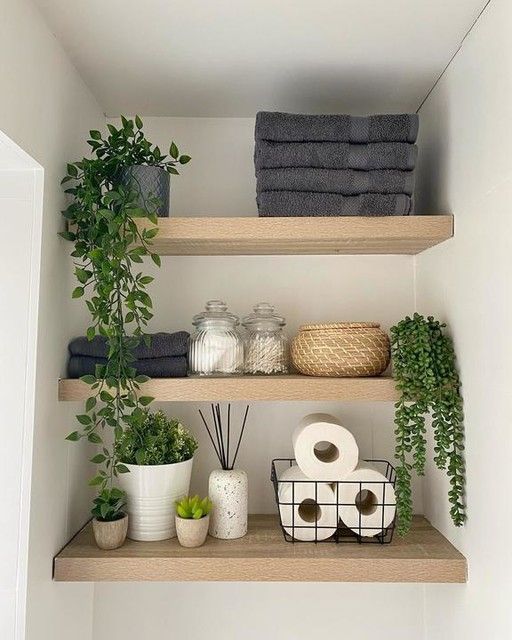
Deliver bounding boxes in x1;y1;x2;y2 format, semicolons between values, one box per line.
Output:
176;495;212;520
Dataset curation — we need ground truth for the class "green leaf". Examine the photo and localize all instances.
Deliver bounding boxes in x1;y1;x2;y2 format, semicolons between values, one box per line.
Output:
139;396;154;406
66;431;81;442
88;432;102;444
67;163;78;177
139;276;154;285
89;130;102;140
135;115;143;129
85;397;97;412
179;155;191;164
168;167;180;175
72;286;84;299
169;142;179;159
91;454;106;464
116;464;130;474
151;253;161;267
58;230;76;241
89;475;104;486
77;414;92;425
80;374;97;385
135;375;150;384
86;326;96;341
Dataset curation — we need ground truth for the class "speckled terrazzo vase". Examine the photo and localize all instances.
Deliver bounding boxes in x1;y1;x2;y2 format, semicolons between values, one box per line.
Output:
208;469;248;539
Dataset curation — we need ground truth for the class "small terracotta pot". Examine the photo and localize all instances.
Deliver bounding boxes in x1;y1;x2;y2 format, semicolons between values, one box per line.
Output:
92;514;128;550
175;514;210;548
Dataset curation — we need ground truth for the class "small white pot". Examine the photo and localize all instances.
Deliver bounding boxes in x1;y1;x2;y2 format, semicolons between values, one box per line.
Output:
175;514;210;548
119;457;194;541
208;468;248;539
92;514;128;550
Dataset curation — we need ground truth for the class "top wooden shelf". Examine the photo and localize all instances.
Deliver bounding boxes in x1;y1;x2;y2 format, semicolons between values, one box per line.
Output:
139;215;453;256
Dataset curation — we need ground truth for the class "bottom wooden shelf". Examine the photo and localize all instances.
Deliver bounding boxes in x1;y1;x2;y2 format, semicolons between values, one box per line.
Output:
54;514;466;583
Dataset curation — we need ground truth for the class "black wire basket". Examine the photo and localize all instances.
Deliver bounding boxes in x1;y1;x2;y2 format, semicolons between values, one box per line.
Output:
271;458;397;544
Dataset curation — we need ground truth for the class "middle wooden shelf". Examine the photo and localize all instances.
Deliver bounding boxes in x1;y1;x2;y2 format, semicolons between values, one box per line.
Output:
59;375;398;402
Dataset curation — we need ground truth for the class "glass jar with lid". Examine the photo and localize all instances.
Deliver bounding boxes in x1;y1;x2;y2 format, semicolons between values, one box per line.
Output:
242;302;289;375
189;300;244;376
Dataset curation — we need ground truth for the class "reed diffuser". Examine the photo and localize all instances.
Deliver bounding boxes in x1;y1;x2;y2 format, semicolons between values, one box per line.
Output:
199;404;250;539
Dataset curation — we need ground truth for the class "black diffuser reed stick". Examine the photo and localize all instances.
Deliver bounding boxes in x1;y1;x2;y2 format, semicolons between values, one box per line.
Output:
199;403;250;470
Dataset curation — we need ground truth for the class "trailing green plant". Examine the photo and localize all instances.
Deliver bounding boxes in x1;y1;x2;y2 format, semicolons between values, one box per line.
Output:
176;495;212;520
61;116;190;511
391;313;465;536
91;487;126;522
115;410;198;466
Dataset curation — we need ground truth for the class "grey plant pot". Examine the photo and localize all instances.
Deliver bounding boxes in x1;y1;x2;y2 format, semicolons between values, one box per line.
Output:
120;164;170;217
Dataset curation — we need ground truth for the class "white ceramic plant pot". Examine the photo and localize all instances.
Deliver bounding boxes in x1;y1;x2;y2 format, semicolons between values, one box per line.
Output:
208;468;248;539
175;514;210;548
119;457;194;541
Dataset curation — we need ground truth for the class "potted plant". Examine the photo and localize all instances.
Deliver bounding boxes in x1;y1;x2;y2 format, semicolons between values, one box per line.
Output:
391;313;466;535
91;487;128;550
175;495;212;548
93;115;191;217
61;116;189;541
115;410;198;541
199;404;250;540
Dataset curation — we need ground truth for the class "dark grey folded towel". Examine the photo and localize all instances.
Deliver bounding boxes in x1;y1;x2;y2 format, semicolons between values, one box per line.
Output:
257;191;412;217
68;331;189;359
255;112;419;143
254;141;418;171
67;356;188;379
256;168;415;196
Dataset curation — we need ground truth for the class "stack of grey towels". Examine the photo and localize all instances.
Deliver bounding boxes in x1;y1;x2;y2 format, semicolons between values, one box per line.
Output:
254;112;419;217
67;332;189;378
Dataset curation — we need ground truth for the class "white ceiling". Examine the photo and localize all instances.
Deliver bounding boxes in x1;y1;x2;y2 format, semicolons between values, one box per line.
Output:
33;0;486;117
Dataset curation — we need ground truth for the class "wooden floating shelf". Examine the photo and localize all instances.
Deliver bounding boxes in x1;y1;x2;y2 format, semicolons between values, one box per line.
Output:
54;515;466;583
136;215;453;256
58;375;398;402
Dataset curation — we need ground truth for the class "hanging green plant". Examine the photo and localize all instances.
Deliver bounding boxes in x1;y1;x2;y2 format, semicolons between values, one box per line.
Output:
391;313;465;536
60;116;190;516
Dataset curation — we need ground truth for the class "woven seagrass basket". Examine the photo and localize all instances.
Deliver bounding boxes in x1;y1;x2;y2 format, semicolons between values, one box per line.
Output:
291;322;390;377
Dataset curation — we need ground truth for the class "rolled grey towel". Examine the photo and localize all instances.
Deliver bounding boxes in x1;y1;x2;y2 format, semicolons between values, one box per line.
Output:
256;168;415;196
68;331;190;359
67;355;188;379
257;191;412;217
255;112;419;143
254;141;418;171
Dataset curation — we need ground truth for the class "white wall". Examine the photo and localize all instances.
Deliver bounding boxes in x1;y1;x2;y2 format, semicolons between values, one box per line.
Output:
415;1;512;637
0;1;105;638
92;116;425;640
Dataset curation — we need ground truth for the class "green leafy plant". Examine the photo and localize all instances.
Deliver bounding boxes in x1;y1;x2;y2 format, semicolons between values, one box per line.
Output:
61;116;190;512
115;410;198;466
88;115;191;173
176;495;212;520
91;487;126;522
391;313;465;536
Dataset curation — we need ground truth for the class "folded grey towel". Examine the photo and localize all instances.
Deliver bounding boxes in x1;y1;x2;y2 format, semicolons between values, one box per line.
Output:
257;191;412;217
256;168;415;196
255;112;419;143
67;356;188;379
254;141;418;171
68;331;189;359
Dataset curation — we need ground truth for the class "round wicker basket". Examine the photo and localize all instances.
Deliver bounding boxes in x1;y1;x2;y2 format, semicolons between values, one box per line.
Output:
291;322;390;377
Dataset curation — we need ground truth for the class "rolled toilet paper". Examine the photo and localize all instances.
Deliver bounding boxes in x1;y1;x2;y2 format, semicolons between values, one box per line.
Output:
292;413;359;481
278;465;338;541
337;462;396;537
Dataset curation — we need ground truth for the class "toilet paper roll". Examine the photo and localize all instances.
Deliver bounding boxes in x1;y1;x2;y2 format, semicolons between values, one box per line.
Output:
337;462;396;537
278;465;338;541
292;413;359;481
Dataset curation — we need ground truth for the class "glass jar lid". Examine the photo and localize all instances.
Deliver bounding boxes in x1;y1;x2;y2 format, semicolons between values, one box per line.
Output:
192;300;240;328
242;302;286;330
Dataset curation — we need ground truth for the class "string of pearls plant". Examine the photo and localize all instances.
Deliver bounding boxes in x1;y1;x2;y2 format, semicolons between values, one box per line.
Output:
391;313;466;536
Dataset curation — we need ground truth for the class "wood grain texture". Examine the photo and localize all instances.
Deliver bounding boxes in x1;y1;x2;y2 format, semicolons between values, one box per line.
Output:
58;375;399;402
136;216;453;255
54;515;467;583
